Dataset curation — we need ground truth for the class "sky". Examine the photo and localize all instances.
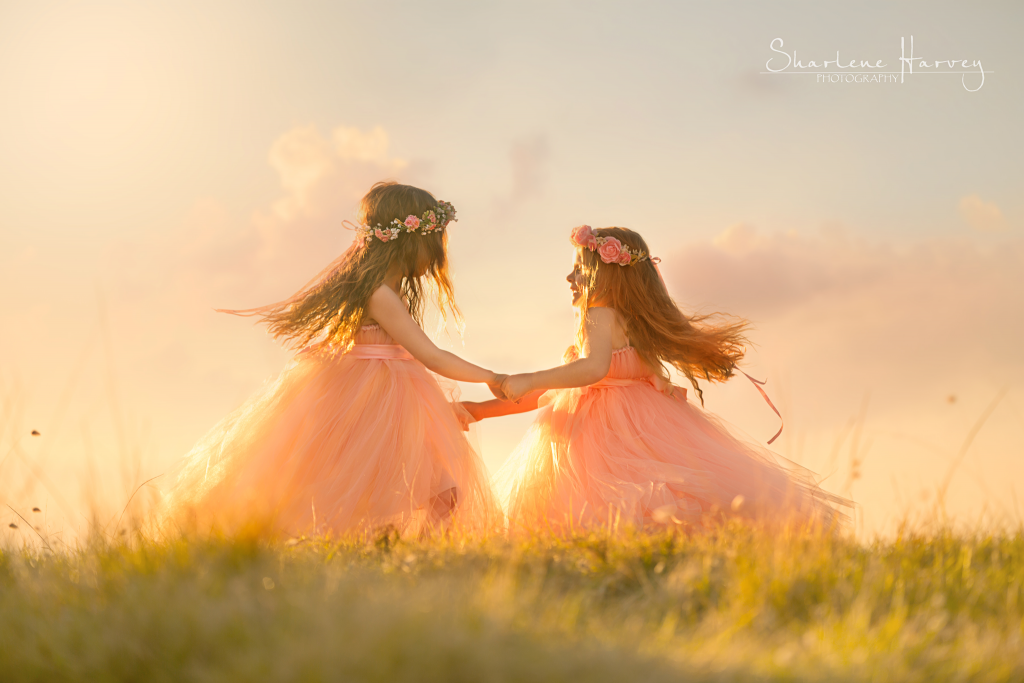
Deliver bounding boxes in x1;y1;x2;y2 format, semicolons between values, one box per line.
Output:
1;1;1022;539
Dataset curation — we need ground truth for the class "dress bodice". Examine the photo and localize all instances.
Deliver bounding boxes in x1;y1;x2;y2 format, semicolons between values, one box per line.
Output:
566;345;651;380
354;324;395;345
607;347;651;380
299;324;403;360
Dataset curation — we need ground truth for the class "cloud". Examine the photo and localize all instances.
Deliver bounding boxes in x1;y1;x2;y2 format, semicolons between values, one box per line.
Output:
493;134;548;219
959;194;1008;232
269;125;406;221
736;69;789;95
670;223;890;317
665;223;1024;391
124;123;419;311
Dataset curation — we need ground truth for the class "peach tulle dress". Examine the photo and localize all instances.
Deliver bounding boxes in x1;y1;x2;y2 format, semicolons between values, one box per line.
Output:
493;345;851;532
156;324;500;537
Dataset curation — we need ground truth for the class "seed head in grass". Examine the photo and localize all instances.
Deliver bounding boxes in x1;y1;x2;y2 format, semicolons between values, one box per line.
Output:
8;523;17;529
32;508;41;513
30;430;40;436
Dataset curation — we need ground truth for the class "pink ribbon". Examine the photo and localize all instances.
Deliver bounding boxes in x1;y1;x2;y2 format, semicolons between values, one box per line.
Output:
735;367;784;445
348;344;414;361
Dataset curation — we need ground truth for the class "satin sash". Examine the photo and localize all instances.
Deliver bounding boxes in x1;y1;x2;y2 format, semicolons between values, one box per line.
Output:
348;344;414;361
586;374;682;398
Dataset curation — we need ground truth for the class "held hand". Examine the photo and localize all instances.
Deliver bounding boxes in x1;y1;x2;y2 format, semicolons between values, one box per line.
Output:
500;373;534;403
487;374;510;401
451;402;478;431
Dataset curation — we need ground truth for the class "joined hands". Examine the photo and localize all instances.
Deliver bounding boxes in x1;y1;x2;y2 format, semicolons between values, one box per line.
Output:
452;374;511;431
486;373;534;403
487;374;510;401
454;372;541;428
499;374;533;404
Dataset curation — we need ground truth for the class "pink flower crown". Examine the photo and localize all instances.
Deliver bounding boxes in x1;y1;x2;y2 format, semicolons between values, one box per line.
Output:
570;225;659;267
356;200;457;244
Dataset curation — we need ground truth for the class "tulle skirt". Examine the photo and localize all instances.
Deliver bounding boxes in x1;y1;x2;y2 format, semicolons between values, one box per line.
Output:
493;378;851;534
154;344;501;538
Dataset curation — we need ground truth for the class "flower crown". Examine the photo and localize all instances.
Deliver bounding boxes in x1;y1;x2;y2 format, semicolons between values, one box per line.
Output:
356;200;457;244
570;225;659;267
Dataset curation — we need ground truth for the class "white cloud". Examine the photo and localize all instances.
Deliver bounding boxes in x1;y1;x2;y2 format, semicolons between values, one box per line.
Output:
959;194;1008;232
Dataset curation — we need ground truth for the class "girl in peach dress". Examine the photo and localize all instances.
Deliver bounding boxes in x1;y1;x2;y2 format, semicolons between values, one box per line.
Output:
156;182;503;537
463;225;850;533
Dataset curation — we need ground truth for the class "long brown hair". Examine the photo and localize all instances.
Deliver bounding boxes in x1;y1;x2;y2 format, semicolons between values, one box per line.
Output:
223;182;460;349
576;227;749;404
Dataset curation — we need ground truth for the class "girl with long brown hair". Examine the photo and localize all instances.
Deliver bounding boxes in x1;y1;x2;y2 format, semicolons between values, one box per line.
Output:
157;182;503;537
463;225;850;532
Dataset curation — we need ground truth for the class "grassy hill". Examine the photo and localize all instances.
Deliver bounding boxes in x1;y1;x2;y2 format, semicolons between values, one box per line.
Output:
2;524;1023;682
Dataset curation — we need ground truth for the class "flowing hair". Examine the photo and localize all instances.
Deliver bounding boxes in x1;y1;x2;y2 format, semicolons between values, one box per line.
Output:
221;181;461;349
575;227;749;405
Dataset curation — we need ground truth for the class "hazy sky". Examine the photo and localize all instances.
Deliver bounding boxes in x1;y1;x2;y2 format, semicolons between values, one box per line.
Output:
1;1;1021;538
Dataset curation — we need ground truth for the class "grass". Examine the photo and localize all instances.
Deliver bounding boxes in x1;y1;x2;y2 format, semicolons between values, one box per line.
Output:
2;524;1023;682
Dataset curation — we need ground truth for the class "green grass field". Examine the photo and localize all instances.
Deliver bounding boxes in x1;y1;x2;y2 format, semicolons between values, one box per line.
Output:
2;524;1023;682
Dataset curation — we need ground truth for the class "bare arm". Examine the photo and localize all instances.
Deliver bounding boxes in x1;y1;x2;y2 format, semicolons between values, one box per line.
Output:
500;307;616;401
366;286;500;384
462;389;545;422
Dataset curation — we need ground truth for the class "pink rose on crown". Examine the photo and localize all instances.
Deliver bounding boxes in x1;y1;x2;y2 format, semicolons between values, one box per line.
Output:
570;224;598;250
617;249;632;266
597;237;624;264
374;228;387;242
404;215;421;230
